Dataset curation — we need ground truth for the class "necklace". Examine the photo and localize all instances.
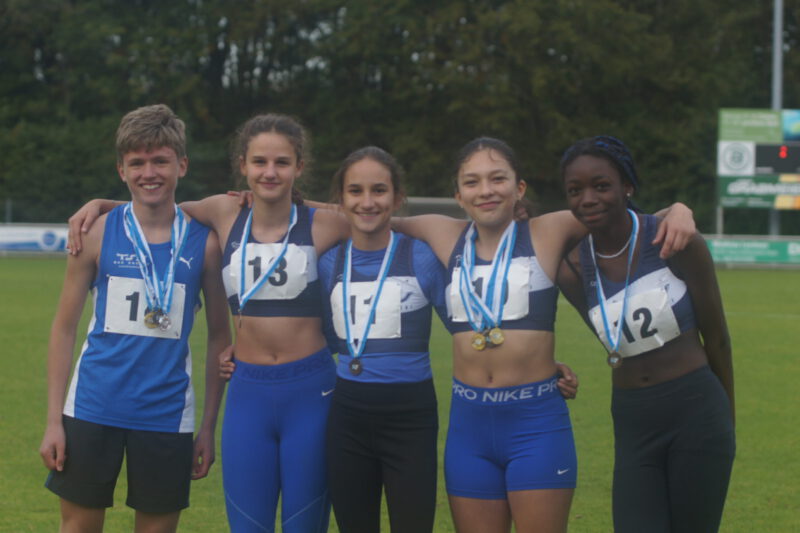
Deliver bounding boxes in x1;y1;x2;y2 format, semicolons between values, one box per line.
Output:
593;232;633;259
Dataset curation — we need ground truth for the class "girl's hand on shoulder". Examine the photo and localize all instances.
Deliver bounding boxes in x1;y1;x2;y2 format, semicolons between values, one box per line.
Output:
653;202;696;259
67;199;118;255
227;190;253;208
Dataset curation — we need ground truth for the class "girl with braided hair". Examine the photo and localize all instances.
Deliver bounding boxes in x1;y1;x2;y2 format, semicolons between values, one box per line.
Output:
557;136;735;533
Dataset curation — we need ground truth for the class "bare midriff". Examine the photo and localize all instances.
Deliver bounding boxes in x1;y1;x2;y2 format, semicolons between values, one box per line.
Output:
452;329;557;388
612;330;708;389
234;316;327;365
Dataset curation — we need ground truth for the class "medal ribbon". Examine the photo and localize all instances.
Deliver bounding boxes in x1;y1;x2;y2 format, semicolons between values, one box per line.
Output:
237;203;298;313
342;231;399;361
589;209;640;354
122;203;189;316
458;221;517;332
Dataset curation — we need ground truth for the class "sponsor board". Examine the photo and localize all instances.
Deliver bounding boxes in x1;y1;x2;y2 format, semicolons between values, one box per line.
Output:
707;237;800;265
0;225;68;252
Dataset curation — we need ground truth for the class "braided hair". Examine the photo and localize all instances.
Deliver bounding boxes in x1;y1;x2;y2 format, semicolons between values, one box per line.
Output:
559;135;640;211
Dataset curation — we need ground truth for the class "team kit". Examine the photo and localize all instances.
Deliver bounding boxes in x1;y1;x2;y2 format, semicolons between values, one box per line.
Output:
40;106;734;533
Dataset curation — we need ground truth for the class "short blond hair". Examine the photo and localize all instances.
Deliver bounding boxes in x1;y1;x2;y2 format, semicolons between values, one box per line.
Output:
116;104;186;163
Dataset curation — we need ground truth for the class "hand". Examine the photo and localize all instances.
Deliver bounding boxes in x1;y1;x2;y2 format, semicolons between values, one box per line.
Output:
556;361;579;400
219;344;236;381
67;199;105;255
39;423;67;471
654;203;696;259
191;429;215;480
227;190;253;208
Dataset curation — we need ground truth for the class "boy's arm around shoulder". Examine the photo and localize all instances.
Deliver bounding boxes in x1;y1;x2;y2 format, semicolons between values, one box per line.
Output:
40;216;106;471
192;229;232;480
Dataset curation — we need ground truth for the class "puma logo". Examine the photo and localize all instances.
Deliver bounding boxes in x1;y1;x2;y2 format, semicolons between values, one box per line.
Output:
179;257;194;269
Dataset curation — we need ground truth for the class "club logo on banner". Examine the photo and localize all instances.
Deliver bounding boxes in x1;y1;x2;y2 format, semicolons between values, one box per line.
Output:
717;141;755;176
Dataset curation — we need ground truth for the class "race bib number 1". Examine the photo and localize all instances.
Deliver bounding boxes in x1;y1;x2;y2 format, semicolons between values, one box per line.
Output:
104;276;185;339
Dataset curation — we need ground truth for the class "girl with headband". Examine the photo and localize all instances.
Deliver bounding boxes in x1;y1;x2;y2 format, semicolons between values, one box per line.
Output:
557;135;735;533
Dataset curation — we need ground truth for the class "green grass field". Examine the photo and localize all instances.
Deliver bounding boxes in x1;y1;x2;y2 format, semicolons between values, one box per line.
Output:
1;257;798;532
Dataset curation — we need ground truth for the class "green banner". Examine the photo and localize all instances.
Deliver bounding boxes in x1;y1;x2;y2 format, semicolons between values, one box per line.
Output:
708;237;800;264
718;109;782;142
718;175;800;209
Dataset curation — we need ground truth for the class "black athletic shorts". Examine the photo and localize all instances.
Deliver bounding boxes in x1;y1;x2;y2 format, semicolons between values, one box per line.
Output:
45;416;193;513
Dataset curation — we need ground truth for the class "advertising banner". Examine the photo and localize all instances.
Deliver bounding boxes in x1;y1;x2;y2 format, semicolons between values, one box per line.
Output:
718;109;782;142
0;225;68;252
718;108;800;209
718;175;800;209
707;237;800;265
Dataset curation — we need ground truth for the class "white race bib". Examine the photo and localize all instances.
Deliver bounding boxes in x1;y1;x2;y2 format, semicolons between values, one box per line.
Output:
448;260;530;323
331;280;402;341
229;242;309;300
589;287;680;357
104;276;185;339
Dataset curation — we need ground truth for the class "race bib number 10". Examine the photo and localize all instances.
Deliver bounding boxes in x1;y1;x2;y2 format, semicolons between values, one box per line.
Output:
448;262;530;323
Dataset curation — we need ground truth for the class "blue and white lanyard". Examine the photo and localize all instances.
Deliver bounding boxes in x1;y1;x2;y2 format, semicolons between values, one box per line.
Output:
237;203;298;312
122;203;188;315
458;221;517;332
342;231;399;361
589;209;640;353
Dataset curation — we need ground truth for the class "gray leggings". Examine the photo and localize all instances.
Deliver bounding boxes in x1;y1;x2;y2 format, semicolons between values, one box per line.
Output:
611;365;735;533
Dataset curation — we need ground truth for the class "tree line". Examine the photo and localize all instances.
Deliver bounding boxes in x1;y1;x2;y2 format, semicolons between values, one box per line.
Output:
2;0;799;233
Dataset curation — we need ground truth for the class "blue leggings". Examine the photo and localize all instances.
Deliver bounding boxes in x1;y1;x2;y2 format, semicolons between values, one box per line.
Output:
222;349;336;533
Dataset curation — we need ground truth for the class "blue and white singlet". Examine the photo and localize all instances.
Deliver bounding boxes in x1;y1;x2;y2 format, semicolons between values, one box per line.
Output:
578;214;697;359
63;205;209;433
444;220;558;334
318;235;447;383
221;204;322;318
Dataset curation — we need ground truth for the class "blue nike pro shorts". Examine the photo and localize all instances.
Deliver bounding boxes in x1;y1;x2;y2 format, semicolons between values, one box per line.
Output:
445;375;577;499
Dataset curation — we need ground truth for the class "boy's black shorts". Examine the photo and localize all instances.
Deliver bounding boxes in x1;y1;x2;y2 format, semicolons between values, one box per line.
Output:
45;416;193;513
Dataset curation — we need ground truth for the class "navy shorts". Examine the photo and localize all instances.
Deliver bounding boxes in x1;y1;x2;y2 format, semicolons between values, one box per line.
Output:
45;416;193;513
445;375;577;499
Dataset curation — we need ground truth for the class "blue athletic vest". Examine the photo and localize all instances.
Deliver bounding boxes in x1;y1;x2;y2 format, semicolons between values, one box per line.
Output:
578;214;697;358
444;221;558;334
221;204;322;318
63;205;209;433
318;235;447;383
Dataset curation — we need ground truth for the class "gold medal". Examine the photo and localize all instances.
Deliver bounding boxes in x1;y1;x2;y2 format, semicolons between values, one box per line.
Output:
143;309;159;329
488;327;504;346
607;351;623;368
471;332;487;351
